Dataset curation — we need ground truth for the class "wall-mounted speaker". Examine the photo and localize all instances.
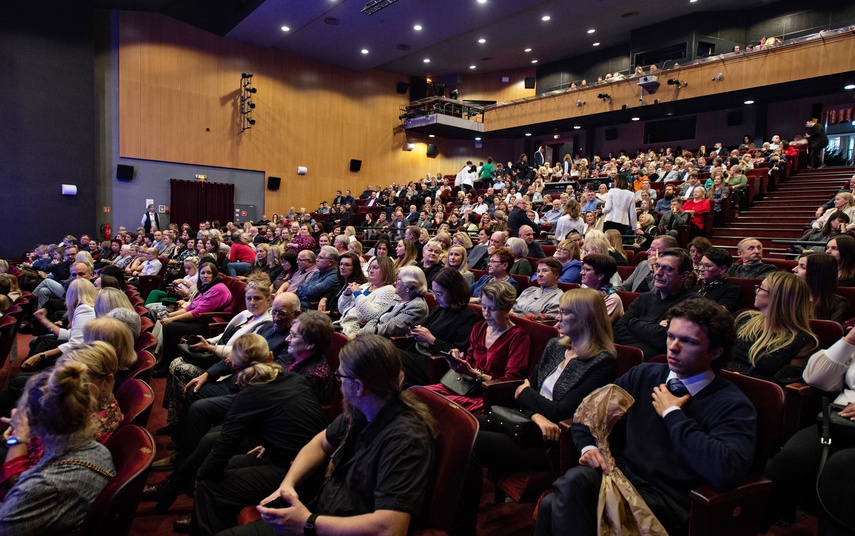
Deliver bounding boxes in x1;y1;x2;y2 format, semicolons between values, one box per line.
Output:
605;128;618;141
396;82;409;94
524;77;536;89
349;159;362;172
426;144;438;158
267;176;281;190
116;164;135;181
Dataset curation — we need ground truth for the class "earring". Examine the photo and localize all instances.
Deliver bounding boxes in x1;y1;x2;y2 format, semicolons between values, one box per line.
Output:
100;395;109;411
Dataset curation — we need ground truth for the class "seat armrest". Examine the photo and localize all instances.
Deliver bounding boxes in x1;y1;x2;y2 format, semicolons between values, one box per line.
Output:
482;379;524;409
389;335;410;349
427;355;451;384
689;475;772;506
558;419;579;474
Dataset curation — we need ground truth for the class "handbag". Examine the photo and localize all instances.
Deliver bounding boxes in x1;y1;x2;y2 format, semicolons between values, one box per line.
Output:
440;368;480;397
815;396;855;532
486;405;542;444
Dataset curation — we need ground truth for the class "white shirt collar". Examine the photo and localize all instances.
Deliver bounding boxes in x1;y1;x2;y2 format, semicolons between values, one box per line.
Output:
666;369;715;396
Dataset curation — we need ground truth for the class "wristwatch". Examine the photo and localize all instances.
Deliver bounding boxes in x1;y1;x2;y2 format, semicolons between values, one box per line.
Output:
5;437;29;447
304;513;318;535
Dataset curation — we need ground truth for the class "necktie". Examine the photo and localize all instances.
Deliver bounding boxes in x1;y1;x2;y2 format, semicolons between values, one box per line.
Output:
667;378;689;397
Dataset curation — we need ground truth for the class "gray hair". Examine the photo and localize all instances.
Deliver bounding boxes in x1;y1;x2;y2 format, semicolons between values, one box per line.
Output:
105;307;142;340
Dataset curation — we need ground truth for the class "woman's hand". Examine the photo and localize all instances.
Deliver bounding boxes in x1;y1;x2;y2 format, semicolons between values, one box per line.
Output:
840;402;855;421
20;355;41;370
514;379;531;400
410;326;436;345
317;298;328;313
247;445;266;459
531;413;560;442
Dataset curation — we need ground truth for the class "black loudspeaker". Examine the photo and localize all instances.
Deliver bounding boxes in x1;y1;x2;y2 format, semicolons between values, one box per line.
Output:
349;159;362;172
605;128;618;141
426;144;438;158
524;77;536;89
726;110;743;126
116;164;135;181
267;176;281;190
396;82;409;94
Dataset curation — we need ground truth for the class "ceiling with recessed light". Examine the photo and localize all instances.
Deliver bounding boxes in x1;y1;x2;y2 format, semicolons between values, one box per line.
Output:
95;0;782;77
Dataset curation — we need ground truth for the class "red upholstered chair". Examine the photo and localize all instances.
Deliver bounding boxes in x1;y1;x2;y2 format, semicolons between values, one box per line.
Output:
809;319;843;350
539;369;785;536
631;250;648;266
424;292;438;311
238;387;479;534
82;425;155;536
129;350;156;383
730;278;763;312
137;257;170;300
471;269;487;281
115;378;155;428
134;305;149;316
556;282;580;292
510;274;530;293
139;316;155;333
615;290;640;311
0;316;17;370
762;258;796;272
196;276;247;337
616;265;636;281
128;295;144;307
134;330;158;354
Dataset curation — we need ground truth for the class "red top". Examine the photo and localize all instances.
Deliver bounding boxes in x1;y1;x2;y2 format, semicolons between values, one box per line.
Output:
229;243;256;263
680;198;711;229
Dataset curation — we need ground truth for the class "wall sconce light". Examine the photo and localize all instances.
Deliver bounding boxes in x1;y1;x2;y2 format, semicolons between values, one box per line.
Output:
667;78;688;88
576;100;586;106
711;73;724;81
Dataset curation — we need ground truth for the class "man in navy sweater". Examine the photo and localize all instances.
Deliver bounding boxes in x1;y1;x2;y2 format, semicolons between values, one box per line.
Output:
536;298;756;536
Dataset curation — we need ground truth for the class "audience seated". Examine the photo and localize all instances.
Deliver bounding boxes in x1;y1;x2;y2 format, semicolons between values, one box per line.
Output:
357;265;428;338
726;238;777;279
792;253;850;323
694;246;743;312
512;258;564;319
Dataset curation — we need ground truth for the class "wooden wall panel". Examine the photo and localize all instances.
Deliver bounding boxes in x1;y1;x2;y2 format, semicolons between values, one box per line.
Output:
483;32;855;132
457;67;537;103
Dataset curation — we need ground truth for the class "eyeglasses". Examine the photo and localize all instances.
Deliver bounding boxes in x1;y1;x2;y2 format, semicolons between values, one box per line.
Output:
334;370;357;382
754;285;769;294
271;309;295;318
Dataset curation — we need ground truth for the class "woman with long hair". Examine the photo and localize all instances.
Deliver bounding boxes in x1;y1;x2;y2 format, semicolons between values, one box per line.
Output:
457;288;618;533
792;253;850;323
153;261;232;377
272;251;298;294
0;357;116;533
604;229;628;265
446;245;474;285
826;234;855;286
726;271;818;385
579;253;624;324
318;252;367;318
394;239;418;270
337;256;398;337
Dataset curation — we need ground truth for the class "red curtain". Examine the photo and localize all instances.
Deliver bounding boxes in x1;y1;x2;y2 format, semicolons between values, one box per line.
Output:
825;106;855;125
169;179;235;229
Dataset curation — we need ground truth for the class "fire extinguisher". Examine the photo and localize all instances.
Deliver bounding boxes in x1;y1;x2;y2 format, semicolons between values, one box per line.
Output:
101;223;112;240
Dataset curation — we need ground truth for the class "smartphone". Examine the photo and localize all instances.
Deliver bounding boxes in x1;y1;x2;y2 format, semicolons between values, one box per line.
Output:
263;496;291;509
405;321;416;329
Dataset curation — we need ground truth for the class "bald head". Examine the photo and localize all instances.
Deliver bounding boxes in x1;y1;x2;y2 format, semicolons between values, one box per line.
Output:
272;292;301;332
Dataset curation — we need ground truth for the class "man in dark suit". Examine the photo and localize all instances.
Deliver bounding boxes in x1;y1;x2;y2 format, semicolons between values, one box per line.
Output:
508;199;540;236
536;297;756;536
806;117;828;169
533;145;545;168
342;190;355;207
359;184;373;199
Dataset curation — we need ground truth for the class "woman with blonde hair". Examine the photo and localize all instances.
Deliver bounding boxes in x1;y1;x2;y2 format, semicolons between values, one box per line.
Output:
492;210;508;232
0;357;115;534
94;287;133;317
726;271;818;385
554;239;583;284
446;245;474;285
23;278;96;371
604;229;628;265
452;231;473;250
84;317;137;386
457;288;617;532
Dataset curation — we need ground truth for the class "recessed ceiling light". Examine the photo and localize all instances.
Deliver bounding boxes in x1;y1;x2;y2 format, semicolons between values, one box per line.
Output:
429;134;435;138
477;0;486;3
845;84;855;90
744;100;754;105
542;15;551;21
631;117;640;121
525;133;532;137
573;125;581;130
690;0;698;3
281;26;290;32
478;38;486;44
587;29;595;34
531;59;538;64
593;42;600;47
413;24;422;31
469;65;476;69
475;137;482;141
524;48;532;53
423;58;430;63
361;49;369;54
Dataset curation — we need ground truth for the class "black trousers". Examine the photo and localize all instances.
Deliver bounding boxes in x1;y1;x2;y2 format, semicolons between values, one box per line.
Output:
161;319;205;364
535;463;688;536
603;221;629;235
